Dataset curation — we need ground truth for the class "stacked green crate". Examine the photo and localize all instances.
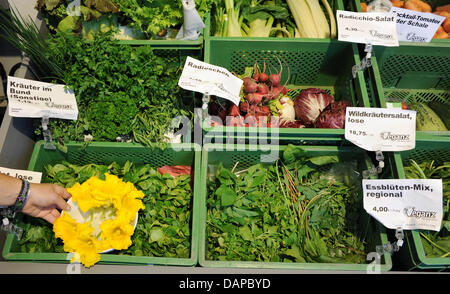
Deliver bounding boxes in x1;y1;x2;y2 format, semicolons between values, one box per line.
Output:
2;141;202;267
392;136;450;271
351;0;450;138
201;0;371;145
198;144;393;271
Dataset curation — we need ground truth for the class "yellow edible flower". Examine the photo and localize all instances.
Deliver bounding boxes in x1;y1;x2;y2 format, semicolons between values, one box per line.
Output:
100;216;135;250
53;173;145;268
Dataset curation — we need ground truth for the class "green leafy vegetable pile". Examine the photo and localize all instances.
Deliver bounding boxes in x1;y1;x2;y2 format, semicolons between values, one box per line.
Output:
206;145;374;264
404;159;450;258
36;31;192;147
15;161;193;259
35;0;214;39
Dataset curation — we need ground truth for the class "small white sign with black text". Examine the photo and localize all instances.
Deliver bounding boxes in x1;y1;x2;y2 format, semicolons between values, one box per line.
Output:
7;76;78;120
178;56;243;106
390;7;445;42
345;107;416;152
363;179;443;231
336;10;399;46
0;167;42;183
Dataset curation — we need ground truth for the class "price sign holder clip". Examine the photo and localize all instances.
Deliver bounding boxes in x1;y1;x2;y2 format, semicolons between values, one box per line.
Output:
352;43;373;78
376;227;404;255
0;215;24;241
363;150;384;179
41;115;56;150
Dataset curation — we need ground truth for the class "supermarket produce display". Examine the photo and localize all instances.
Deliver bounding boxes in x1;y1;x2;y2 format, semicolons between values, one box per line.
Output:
0;0;449;274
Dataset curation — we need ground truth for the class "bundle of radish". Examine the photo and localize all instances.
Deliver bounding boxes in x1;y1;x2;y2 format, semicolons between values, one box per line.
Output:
207;57;351;129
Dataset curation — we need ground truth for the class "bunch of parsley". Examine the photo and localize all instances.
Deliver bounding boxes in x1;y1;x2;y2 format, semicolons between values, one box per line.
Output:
36;31;192;146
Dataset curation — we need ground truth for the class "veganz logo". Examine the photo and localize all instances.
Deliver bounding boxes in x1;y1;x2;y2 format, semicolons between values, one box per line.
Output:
404;207;437;219
369;30;394;40
380;132;410;142
406;32;427;42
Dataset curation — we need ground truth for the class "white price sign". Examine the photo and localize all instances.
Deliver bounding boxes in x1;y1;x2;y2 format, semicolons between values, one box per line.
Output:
390;7;445;42
0;167;42;183
7;76;78;120
363;179;443;231
178;56;243;105
337;10;399;46
344;107;416;152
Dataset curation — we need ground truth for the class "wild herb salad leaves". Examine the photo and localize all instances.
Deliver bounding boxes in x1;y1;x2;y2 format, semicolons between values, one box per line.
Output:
206;145;370;263
36;31;192;146
15;161;193;259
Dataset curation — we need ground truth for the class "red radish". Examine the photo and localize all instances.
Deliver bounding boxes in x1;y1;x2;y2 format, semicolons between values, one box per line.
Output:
269;56;283;87
268;86;282;100
228;104;241;117
244;81;258;93
240;101;249;113
246;93;256;104
252;93;264;104
252;62;261;81
259;61;269;83
269;73;281;87
242;77;254;86
260;105;270;116
257;83;269;95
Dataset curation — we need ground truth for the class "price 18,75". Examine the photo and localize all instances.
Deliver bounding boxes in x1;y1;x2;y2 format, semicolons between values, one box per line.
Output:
349;130;367;136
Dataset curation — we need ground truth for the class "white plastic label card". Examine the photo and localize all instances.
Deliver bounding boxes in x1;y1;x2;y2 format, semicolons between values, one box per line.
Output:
178;56;243;105
0;167;42;183
390;7;445;42
7;76;78;120
363;179;443;231
336;10;399;46
344;107;416;152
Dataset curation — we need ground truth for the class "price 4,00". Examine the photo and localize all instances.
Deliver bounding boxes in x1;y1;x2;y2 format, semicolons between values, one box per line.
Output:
373;206;389;212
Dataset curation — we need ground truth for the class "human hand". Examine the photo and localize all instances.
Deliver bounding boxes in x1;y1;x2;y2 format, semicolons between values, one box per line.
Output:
21;183;72;224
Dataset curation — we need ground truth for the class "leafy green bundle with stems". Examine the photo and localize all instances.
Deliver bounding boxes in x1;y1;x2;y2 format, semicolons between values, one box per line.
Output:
404;159;450;258
206;145;373;264
15;161;193;258
36;31;192;147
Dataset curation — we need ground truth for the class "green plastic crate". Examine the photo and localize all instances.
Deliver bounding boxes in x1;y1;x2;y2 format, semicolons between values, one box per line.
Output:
392;136;450;271
364;42;450;137
202;38;371;144
201;0;372;144
198;144;393;271
2;141;202;267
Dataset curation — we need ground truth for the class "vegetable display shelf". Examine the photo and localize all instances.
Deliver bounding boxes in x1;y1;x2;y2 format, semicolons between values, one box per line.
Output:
392;135;450;271
363;41;450;137
2;141;202;267
197;143;393;271
202;36;372;145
